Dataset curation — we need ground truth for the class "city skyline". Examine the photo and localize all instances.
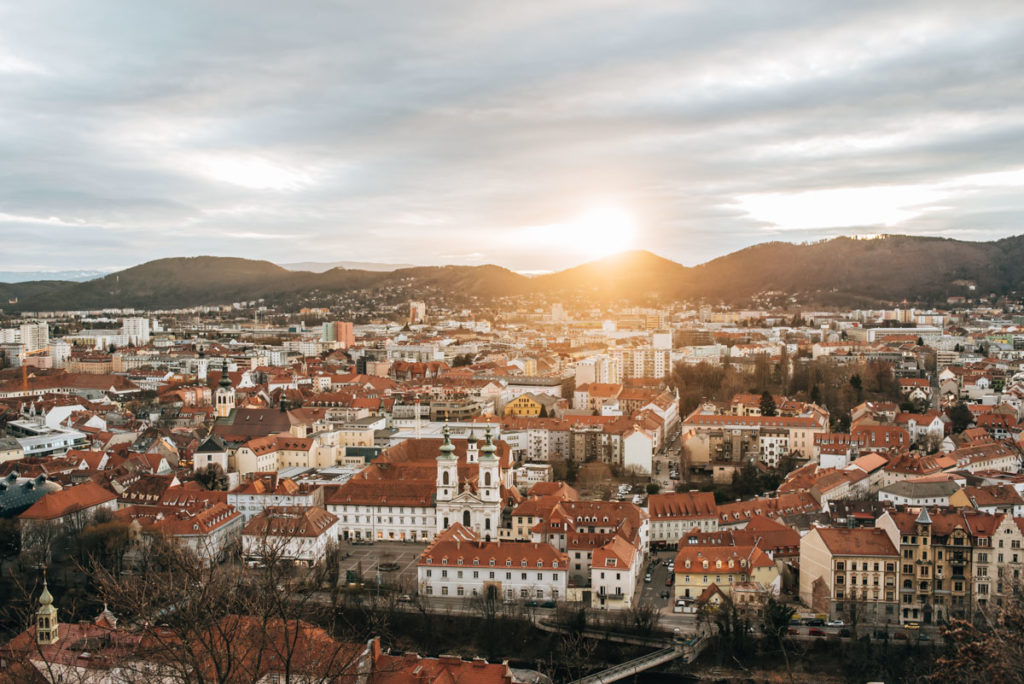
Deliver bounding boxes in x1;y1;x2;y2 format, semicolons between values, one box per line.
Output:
3;1;1024;274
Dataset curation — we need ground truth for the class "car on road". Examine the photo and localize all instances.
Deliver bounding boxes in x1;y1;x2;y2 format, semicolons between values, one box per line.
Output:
894;631;909;640
808;628;826;637
918;632;931;642
905;622;920;630
644;574;652;583
397;594;412;602
660;590;670;599
664;576;672;586
805;618;825;626
825;619;844;627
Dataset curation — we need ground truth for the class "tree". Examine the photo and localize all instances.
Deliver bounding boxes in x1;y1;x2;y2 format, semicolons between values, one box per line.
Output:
645;482;661;495
949;402;974;434
759;391;777;417
196;463;229;491
849;373;863;401
762;596;797;684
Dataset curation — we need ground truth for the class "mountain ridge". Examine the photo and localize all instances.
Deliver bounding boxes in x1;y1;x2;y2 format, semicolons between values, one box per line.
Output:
2;234;1021;311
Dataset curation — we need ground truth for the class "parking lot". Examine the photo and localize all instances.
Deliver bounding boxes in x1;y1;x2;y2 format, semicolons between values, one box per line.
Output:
339;539;426;591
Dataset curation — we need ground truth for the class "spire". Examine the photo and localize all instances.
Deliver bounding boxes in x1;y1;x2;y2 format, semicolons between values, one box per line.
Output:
38;568;53;608
36;566;58;646
439;423;456;460
480;425;498;460
467;429;478;444
916;507;932;525
218;360;232;388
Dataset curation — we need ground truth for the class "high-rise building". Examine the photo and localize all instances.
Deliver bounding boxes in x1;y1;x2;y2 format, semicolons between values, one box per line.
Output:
409;301;427;325
19;322;49;352
321;321;355;347
121;317;151;346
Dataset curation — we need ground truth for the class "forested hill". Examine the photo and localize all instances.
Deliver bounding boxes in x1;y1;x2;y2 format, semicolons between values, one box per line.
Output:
2;234;1021;311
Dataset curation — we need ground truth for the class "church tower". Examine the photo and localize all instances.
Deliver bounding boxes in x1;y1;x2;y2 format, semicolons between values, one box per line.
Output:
36;569;58;646
436;424;458;506
478;426;500;505
466;430;479;463
215;361;236;418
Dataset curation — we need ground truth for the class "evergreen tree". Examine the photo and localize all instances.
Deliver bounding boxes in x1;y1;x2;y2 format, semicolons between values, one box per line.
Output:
759;391;777;417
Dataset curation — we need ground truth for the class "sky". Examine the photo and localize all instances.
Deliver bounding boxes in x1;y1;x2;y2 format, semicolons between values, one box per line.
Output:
2;0;1024;277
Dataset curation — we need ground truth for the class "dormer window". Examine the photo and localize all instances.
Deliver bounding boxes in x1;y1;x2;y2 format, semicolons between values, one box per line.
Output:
521;559;527;567
506;559;512;567
442;558;447;565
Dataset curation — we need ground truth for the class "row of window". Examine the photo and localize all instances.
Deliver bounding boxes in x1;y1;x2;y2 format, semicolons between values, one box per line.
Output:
427;557;557;569
424;586;559;599
426;569;560;582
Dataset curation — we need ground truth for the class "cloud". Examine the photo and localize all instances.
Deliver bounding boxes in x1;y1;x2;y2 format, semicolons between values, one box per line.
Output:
1;0;1024;273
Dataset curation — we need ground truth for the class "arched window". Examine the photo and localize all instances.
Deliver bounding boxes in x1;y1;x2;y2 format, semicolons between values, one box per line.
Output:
443;472;450;486
463;510;471;527
484;472;492;486
443;517;449;528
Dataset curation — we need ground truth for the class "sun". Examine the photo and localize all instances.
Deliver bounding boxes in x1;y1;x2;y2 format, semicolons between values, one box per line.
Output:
559;206;637;259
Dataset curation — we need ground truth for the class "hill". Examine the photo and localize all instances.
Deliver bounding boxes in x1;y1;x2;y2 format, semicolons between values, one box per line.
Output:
2;234;1022;311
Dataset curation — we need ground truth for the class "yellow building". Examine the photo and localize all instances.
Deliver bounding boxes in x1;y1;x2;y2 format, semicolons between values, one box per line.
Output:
503;392;557;418
674;544;778;600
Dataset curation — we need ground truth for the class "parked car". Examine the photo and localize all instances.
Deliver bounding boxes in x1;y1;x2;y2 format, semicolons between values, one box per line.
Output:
660;590;670;599
644;574;652;583
825;619;844;627
397;594;413;603
894;631;909;641
918;632;931;642
786;628;799;635
808;628;826;637
665;576;673;586
540;600;557;609
905;622;920;630
805;618;825;627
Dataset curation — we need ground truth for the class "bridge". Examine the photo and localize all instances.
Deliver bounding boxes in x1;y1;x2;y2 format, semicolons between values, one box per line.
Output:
567;645;686;684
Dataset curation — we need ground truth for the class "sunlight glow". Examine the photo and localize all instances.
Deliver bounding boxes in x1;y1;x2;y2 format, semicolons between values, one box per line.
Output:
524;206;637;260
196;154;316;191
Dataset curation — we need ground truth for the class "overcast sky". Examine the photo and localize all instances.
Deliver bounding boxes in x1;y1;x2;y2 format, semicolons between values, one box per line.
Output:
2;0;1024;276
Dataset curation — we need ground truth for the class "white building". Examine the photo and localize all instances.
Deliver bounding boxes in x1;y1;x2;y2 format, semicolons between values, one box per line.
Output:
417;524;568;602
19;322;49;352
121;317;151;346
241;506;338;567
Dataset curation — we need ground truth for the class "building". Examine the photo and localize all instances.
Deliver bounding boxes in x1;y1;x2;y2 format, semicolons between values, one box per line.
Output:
875;507;1014;624
798;527;899;624
242;506;339;567
417;523;568;602
326;427;516;543
647;491;720;545
227;472;323;523
673;545;778;600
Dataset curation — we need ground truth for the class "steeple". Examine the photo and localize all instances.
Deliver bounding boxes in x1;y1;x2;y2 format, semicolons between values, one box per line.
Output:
218;360;233;388
480;425;498;461
916;507;932;526
215;360;236;419
36;568;58;645
436;423;458;504
438;423;457;460
466;429;479;463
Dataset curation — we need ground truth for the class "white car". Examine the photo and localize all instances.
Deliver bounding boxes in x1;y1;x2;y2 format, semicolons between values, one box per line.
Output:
825;619;844;627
